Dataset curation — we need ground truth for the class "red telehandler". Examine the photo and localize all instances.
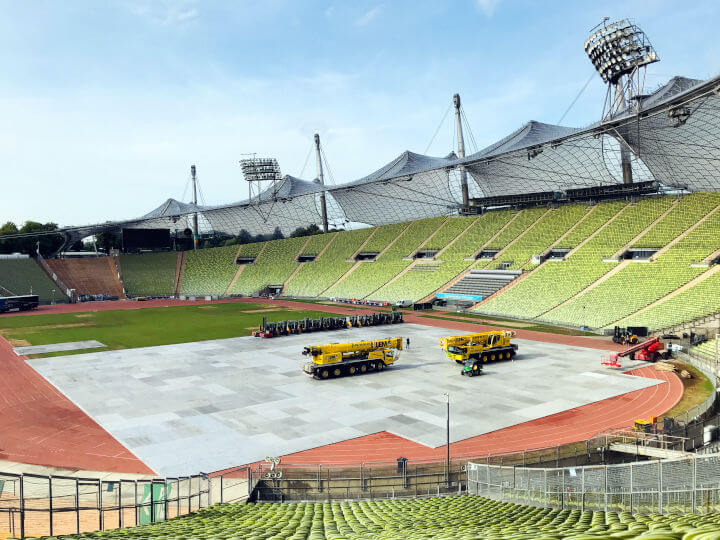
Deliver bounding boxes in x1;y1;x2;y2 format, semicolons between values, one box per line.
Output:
603;337;669;368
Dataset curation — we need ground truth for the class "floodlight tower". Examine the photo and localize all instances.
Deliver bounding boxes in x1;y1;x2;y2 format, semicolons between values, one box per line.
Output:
191;164;199;250
453;93;469;206
314;134;329;233
239;156;283;205
584;19;659;184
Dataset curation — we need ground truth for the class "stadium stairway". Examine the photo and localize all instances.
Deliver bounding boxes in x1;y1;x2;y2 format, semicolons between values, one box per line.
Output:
608;198;679;259
537;260;631;318
442;269;521;298
225;242;268;295
612;264;720;331
173;251;186;296
45;257;124;298
468;211;523;260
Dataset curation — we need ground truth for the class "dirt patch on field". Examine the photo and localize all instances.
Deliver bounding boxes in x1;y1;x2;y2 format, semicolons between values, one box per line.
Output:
75;313;93;318
240;308;300;314
12;322;92;332
197;306;217;309
7;338;30;347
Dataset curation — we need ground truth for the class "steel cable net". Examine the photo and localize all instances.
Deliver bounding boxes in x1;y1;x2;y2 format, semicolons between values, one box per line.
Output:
617;87;720;192
330;168;460;225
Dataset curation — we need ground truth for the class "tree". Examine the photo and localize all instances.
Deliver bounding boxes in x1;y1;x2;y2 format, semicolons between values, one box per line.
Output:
18;222;63;256
95;231;121;253
290;224;323;238
237;229;253;244
0;221;19;254
271;227;284;240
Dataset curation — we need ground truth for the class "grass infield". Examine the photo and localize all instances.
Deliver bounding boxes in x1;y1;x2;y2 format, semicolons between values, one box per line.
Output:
0;303;340;358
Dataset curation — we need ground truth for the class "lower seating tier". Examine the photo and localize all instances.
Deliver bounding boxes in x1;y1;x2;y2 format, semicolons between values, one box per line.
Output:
46;257;124;297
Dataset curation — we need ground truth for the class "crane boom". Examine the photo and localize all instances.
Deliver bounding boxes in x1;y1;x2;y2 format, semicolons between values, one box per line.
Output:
303;337;404;357
302;337;404;380
616;337;660;358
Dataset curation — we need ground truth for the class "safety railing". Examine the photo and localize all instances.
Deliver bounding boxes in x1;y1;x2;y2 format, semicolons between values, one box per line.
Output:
0;468;249;540
467;452;720;515
247;459;465;503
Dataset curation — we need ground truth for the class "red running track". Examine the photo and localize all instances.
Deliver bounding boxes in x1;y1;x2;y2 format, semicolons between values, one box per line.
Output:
0;336;154;474
262;366;682;466
0;297;680;473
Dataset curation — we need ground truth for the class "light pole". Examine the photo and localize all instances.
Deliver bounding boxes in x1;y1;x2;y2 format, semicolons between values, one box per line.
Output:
444;392;450;487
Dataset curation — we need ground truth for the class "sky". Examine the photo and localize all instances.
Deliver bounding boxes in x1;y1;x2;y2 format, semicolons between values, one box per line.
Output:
2;0;719;227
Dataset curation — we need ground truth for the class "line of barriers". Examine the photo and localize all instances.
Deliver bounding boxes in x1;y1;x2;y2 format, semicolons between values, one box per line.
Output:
467;452;720;515
0;469;249;539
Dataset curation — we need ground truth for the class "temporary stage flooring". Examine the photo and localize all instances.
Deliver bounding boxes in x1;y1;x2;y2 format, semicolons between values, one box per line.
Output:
28;324;664;476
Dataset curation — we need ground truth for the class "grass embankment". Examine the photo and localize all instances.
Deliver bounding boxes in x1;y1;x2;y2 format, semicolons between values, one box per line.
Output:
660;361;714;419
0;303;339;358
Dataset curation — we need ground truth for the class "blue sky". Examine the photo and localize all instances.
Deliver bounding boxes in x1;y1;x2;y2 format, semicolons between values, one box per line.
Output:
2;0;719;226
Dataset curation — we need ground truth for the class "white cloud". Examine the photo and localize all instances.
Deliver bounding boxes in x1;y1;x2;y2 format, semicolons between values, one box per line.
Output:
475;0;500;17
123;1;199;26
166;8;199;24
355;5;382;27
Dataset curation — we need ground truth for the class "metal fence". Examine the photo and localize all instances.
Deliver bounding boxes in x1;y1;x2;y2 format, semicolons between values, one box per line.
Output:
250;459;465;502
468;452;720;515
0;468;250;539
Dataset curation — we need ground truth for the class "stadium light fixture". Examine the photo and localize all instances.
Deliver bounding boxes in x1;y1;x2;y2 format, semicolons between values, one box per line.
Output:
239;157;283;213
584;19;658;85
586;19;659;185
239;157;282;183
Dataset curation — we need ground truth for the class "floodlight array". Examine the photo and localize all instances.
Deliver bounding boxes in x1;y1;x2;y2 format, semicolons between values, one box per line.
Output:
584;19;658;84
239;158;282;182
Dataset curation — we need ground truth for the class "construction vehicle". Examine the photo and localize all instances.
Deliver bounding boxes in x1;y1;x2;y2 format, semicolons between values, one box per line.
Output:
607;336;669;364
633;416;657;433
612;326;639;345
439;332;489;357
440;331;518;367
252;312;403;338
302;337;403;379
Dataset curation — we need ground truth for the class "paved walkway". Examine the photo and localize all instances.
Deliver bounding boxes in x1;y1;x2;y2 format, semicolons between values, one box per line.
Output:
0;297;677;475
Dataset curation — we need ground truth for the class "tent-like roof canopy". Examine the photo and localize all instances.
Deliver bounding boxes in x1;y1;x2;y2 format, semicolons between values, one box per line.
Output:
56;72;720;243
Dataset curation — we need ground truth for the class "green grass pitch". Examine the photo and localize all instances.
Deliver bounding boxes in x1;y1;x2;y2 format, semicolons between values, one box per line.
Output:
0;303;341;358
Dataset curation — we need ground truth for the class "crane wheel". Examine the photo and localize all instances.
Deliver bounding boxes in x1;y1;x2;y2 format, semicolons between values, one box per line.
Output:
377;362;385;371
321;370;329;379
490;354;496;361
349;366;356;375
360;364;367;373
333;368;342;377
481;354;488;363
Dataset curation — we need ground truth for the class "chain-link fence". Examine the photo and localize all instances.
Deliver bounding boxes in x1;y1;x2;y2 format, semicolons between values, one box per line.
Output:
0;468;249;539
468;452;720;514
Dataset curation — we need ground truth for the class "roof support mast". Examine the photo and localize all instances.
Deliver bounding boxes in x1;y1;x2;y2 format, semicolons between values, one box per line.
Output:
314;133;329;233
191;164;199;250
453;94;469;206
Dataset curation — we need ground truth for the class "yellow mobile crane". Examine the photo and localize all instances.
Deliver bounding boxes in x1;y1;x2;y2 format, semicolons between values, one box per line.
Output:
302;337;403;380
440;330;518;376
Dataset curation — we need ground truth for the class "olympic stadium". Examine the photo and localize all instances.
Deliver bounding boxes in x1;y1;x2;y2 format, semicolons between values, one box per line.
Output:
3;15;720;540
